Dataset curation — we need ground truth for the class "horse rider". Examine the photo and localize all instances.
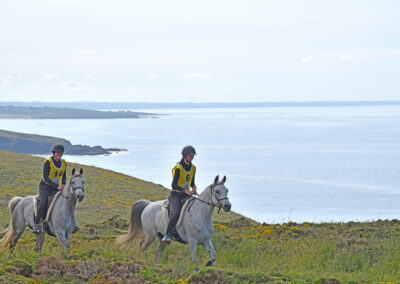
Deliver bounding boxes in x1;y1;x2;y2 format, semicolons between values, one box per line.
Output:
32;144;78;234
162;145;198;243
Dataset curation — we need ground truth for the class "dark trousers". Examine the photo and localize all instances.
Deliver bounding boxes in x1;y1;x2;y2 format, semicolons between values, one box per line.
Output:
166;191;188;235
34;184;56;224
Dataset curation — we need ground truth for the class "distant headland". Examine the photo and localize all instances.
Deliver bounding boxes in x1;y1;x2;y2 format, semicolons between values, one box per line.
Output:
0;100;399;110
0;129;125;155
0;105;156;119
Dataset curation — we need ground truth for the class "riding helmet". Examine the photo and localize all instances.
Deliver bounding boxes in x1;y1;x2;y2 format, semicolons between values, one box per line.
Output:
52;144;65;153
182;145;196;157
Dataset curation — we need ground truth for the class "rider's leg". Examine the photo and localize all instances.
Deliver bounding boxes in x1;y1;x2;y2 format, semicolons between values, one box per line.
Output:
163;192;184;242
33;185;52;233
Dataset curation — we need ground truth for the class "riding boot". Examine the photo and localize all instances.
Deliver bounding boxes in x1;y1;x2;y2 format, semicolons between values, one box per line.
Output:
162;234;172;244
32;224;42;234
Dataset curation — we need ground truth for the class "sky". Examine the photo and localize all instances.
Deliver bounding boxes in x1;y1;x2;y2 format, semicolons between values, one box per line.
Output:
1;0;399;103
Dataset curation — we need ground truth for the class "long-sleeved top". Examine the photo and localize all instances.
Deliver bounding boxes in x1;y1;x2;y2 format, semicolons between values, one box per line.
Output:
40;157;66;190
171;159;196;192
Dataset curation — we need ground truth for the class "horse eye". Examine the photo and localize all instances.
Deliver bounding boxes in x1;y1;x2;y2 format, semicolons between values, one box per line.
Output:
216;190;220;194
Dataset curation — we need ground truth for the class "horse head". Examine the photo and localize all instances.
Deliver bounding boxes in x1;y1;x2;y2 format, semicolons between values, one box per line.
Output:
70;168;85;202
211;175;231;212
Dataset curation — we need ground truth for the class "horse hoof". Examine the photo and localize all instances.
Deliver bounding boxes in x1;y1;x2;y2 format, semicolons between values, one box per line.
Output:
206;260;213;266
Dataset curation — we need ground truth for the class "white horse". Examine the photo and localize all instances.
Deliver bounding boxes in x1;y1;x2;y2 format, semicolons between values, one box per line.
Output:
117;175;231;271
0;168;85;255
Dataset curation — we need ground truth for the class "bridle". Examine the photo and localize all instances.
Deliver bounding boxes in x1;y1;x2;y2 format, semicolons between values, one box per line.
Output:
62;175;84;199
189;183;229;213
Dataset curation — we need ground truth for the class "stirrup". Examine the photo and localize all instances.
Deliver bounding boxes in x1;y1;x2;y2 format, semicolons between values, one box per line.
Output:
32;224;42;234
162;234;172;244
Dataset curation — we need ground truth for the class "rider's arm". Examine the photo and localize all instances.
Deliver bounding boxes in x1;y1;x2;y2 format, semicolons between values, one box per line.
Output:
42;160;59;190
171;168;184;191
61;162;67;185
190;173;196;188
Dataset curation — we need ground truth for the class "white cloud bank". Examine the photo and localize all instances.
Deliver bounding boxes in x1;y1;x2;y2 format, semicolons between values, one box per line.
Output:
301;56;315;63
183;73;214;80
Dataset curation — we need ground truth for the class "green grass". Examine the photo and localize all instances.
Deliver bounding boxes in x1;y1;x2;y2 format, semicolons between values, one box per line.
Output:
0;151;399;283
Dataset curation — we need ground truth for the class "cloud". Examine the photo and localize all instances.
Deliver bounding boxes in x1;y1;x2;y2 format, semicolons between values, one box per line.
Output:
41;72;61;81
25;81;42;87
59;80;89;92
78;49;97;55
340;55;353;61
180;88;197;94
84;75;97;81
301;56;315;63
146;73;159;80
0;76;12;84
129;86;160;93
183;73;214;80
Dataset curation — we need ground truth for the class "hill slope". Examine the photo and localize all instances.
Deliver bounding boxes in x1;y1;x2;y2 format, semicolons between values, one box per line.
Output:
0;151;399;283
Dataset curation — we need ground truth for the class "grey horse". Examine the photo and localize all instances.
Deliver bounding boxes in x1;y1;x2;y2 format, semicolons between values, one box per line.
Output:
117;175;231;271
0;168;85;256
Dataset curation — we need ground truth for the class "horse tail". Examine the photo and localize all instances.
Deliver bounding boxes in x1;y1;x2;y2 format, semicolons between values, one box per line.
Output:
0;197;23;251
116;199;151;249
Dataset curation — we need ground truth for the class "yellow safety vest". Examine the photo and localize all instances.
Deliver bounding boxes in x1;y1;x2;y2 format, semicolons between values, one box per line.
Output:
44;157;66;186
172;163;196;190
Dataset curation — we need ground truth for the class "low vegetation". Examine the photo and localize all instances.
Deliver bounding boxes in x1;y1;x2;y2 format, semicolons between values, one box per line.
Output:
0;151;399;283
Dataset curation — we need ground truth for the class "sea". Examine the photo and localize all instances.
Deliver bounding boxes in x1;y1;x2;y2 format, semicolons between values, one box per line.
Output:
0;105;399;223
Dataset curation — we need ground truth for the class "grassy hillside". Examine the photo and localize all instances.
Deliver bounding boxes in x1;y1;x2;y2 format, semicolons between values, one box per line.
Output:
0;151;399;283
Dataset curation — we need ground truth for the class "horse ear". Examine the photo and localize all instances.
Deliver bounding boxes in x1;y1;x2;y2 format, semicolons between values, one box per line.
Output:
222;176;226;183
80;168;83;175
72;168;75;175
214;175;219;184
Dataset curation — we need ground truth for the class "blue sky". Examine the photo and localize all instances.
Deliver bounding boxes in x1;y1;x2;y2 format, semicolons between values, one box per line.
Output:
1;0;399;102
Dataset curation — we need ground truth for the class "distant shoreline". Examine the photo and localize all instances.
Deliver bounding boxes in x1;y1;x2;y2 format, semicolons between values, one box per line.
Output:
0;129;126;156
0;105;157;119
0;100;399;110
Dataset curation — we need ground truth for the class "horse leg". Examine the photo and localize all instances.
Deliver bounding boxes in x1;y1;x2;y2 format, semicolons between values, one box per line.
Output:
202;238;217;266
188;239;199;272
140;237;153;254
155;241;168;264
65;231;73;254
56;231;68;255
34;231;45;253
9;226;24;258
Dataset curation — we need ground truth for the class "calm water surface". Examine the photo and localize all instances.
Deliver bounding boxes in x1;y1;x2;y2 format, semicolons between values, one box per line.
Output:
0;106;399;223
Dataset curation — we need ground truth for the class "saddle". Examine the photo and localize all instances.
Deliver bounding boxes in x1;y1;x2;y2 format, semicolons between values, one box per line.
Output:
34;191;57;216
